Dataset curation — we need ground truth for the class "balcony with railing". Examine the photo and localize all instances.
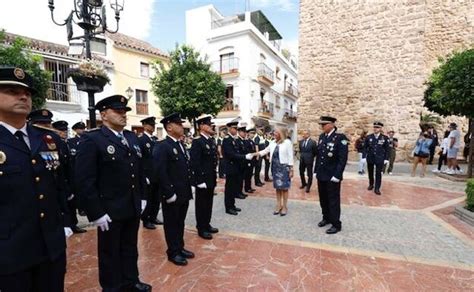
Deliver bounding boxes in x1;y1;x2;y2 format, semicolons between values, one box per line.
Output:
284;83;298;99
258;101;274;118
257;63;275;86
283;110;297;122
212;57;239;77
47;81;82;104
217;97;240;118
211;15;245;29
136;102;149;115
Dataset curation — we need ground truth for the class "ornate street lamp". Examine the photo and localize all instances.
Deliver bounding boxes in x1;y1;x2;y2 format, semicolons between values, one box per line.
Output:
125;86;134;100
48;0;125;128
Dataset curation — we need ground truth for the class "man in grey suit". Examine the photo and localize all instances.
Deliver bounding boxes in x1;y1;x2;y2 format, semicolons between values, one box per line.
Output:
299;130;318;193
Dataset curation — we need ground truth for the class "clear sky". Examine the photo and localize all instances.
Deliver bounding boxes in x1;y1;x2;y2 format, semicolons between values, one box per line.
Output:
0;0;299;56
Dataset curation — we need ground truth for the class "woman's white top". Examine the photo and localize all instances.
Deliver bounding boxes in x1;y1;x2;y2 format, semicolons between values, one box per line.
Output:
441;138;449;154
259;139;294;166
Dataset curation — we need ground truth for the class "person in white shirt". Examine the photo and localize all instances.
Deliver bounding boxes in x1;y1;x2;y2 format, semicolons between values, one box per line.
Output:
258;127;294;216
446;123;462;174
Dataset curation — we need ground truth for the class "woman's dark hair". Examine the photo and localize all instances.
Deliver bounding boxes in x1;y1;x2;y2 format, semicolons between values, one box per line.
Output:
444;130;450;138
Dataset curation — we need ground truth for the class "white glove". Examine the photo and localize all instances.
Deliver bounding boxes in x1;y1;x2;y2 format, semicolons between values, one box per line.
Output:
197;183;207;189
166;194;177;203
384;160;389;165
67;194;74;201
146;177;150;185
330;176;340;183
245;153;253;160
64;227;73;238
141;200;147;213
313;173;317;178
191;186;196;195
93;214;112;232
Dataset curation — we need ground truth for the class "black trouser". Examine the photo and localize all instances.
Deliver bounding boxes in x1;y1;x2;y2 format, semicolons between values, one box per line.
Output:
428;146;436;164
225;173;239;209
238;167;245;194
438;153;447;170
162;200;189;257
0;252;66;292
367;162;384;190
97;216;140;290
317;180;341;229
141;183;160;223
67;197;79;228
218;158;225;178
264;157;271;180
299;158;314;188
244;162;254;191
254;158;263;184
195;185;215;232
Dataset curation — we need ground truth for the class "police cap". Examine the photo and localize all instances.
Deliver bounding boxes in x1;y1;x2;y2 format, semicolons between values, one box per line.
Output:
0;67;37;94
72;122;86;130
373;121;384;128
28;109;53;124
196;114;213;126
318;116;337;124
140;116;156;126
95;95;131;112
52;120;69;131
160;113;186;125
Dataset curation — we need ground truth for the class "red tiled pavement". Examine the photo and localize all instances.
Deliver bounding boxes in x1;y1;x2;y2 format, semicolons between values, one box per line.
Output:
433;203;474;241
217;178;464;210
65;228;474;291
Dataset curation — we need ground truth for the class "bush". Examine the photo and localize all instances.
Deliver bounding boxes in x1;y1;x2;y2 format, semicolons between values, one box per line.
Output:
466;179;474;212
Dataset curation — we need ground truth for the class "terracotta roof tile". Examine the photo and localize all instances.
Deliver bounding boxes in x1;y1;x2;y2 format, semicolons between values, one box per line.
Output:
106;32;168;58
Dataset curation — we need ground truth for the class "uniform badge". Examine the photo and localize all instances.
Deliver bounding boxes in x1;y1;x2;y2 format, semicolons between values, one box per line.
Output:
70;148;77;156
206;144;210;149
107;145;115;154
146;143;151;148
328;152;333;157
43;135;57;150
0;151;6;164
14;68;25;79
134;145;142;158
341;140;348;145
369;139;372;142
173;148;178;155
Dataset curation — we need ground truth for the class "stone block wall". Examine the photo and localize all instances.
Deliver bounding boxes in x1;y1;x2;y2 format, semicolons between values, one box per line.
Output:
298;0;473;161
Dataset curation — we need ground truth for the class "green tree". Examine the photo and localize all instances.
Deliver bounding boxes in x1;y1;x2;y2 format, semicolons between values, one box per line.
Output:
151;44;226;131
0;31;51;109
424;48;474;177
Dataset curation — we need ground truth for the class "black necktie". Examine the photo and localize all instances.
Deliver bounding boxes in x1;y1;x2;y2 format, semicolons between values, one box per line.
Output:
14;131;30;150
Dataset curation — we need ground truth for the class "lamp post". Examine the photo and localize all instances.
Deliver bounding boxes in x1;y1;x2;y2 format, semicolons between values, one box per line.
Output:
48;0;124;128
125;86;133;100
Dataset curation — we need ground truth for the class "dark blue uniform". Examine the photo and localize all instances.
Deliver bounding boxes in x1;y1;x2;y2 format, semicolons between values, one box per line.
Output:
299;138;318;191
190;135;218;233
264;138;271;181
138;133;160;225
75;126;145;290
222;135;247;211
217;137;225;178
153;136;193;258
363;133;390;192
236;136;247;195
314;130;349;230
0;124;69;292
243;138;256;192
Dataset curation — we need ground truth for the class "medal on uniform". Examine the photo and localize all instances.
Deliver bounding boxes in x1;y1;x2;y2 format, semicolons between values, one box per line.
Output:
146;143;151;148
107;145;115;154
43;134;57;150
328;152;333;157
70;148;77;156
0;151;6;164
134;145;142;158
206;144;210;149
173;148;178;155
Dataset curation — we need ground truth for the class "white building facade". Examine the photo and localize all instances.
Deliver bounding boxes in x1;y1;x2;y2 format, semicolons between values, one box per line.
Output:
186;5;298;140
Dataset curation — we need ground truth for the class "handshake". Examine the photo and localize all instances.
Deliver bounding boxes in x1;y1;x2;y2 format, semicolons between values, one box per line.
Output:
245;152;260;160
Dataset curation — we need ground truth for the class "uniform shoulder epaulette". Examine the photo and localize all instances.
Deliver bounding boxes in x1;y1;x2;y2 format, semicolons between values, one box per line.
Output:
337;133;350;145
193;135;201;139
32;124;55;132
86;127;100;132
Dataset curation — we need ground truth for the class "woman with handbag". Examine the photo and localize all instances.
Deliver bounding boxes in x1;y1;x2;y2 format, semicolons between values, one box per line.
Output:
411;132;433;177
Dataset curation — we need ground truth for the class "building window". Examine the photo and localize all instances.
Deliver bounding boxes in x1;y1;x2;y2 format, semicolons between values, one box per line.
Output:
275;95;281;109
224;85;236;111
275;66;281;79
140;62;150;78
44;59;76;102
135;89;148;115
220;53;238;74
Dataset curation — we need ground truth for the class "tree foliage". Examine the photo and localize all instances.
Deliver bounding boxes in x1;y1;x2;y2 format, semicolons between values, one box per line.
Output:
0;30;51;110
424;48;474;118
151;44;226;126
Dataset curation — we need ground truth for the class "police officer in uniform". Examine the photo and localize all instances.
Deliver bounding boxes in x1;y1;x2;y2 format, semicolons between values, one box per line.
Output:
236;124;250;197
314;116;348;234
362;122;390;195
217;129;226;178
68;122;87;219
75;95;151;292
27;108;53;127
0;67;72;292
190;114;219;240
222;121;254;215
244;127;257;193
154;113;195;266
139;116;162;230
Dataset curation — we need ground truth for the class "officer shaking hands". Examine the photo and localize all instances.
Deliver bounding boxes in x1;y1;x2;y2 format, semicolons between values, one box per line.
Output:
314;116;349;234
75;95;151;292
0;67;71;292
362;122;390;195
190;114;219;240
154;113;195;266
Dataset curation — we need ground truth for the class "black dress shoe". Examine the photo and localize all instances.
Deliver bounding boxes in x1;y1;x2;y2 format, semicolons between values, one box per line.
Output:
236;194;246;199
151;218;163;225
130;281;152;292
143;222;156;230
326;226;341;234
367;185;374;191
317;220;329;227
181;248;195;259
226;209;238;215
255;183;264;187
374;189;382;195
305;188;310;193
198;231;213;240
208;226;219;233
168;254;188;266
71;226;87;234
299;185;306;189
245;189;255;193
233;207;242;212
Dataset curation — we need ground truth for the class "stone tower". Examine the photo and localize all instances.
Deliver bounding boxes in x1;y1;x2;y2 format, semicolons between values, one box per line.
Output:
298;0;473;160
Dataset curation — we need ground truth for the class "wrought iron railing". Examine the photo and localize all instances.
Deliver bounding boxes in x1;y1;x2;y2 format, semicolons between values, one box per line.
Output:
47;81;82;103
212;57;240;74
258;63;274;82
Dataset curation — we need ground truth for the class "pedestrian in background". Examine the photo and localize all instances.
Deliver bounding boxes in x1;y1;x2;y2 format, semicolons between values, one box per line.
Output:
298;130;317;193
445;123;462;174
411;131;432;177
258;127;294;216
355;131;367;175
427;126;439;165
264;132;273;181
384;130;398;175
433;130;450;173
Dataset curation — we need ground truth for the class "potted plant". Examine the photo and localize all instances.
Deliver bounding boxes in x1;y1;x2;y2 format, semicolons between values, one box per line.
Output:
68;60;110;93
